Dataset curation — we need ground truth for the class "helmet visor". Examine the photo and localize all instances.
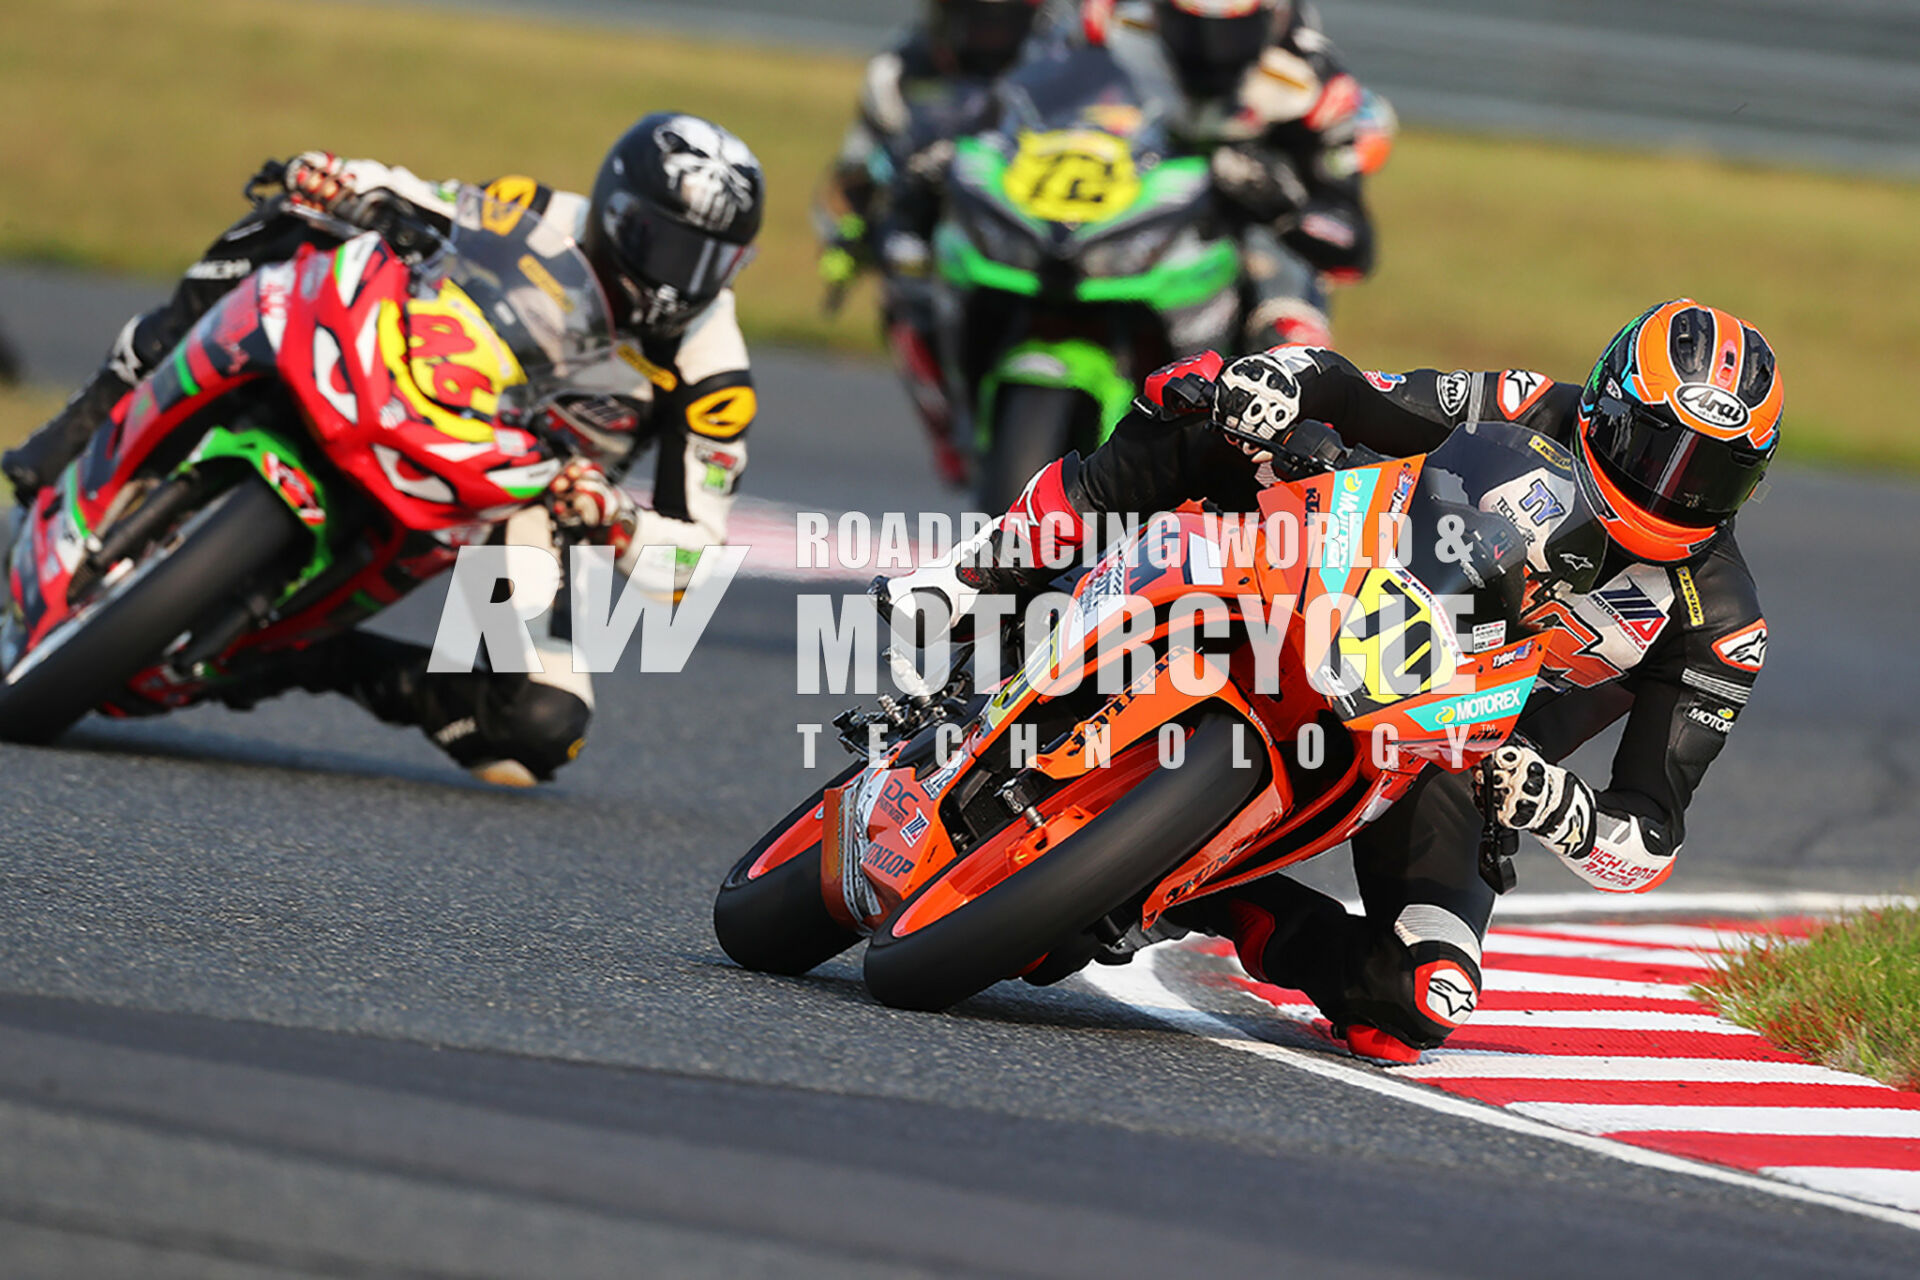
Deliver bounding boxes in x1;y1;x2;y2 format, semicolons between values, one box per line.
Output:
1158;7;1271;97
1585;392;1768;525
600;191;756;307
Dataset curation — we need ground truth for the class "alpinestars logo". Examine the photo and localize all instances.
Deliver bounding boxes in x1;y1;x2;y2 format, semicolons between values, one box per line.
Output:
1499;369;1549;419
654;116;759;231
1417;960;1478;1027
1713;619;1768;671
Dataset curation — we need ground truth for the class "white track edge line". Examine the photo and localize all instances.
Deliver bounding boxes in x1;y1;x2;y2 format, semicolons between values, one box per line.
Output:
1080;948;1920;1234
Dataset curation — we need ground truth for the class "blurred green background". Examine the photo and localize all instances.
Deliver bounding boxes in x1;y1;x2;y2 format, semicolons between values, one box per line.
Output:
2;0;1915;465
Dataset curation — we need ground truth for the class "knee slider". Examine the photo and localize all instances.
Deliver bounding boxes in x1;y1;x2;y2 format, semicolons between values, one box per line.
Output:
482;681;592;779
1352;904;1484;1049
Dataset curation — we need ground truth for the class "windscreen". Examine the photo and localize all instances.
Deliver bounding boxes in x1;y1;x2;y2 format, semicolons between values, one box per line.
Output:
1399;421;1607;640
418;185;616;396
995;42;1174;146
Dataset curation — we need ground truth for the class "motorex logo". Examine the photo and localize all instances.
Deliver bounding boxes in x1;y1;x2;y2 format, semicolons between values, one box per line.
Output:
1316;468;1378;596
1406;680;1531;731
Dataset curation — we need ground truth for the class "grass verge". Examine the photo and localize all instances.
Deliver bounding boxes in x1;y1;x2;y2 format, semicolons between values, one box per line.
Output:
1698;906;1920;1091
4;0;1919;465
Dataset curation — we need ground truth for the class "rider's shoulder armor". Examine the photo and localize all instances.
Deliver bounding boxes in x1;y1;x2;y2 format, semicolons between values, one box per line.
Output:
861;46;913;138
1441;370;1579;435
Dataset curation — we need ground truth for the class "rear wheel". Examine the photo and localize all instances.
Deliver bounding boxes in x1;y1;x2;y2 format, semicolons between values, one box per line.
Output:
863;710;1263;1012
974;383;1088;513
0;479;301;743
713;764;864;975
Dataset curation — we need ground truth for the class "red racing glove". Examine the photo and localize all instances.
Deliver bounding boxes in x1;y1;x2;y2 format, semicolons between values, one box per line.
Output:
1133;350;1225;422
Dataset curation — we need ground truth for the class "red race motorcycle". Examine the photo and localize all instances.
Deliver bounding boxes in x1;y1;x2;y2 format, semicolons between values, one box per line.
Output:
0;186;612;742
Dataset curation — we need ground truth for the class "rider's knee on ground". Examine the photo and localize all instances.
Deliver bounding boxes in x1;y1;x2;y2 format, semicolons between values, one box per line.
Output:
1341;906;1484;1050
1209;877;1484;1051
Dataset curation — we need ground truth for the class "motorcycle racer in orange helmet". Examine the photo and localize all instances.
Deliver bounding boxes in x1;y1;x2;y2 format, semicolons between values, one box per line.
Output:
884;300;1780;1061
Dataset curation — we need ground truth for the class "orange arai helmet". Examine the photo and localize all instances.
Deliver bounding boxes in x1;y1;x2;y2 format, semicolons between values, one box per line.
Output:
1574;300;1784;563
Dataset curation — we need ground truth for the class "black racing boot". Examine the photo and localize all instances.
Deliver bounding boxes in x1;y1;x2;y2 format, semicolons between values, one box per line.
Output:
219;631;589;786
3;367;134;502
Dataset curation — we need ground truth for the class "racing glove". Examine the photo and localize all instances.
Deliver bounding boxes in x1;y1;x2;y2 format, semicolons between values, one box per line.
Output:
545;458;637;560
1210;144;1310;225
284;151;357;215
1483;744;1677;894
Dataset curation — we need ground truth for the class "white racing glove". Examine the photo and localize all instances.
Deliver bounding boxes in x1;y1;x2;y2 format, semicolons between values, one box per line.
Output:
1485;744;1675;893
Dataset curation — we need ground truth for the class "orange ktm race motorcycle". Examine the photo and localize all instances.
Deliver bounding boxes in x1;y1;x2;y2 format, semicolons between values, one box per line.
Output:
715;421;1606;1011
0;186;612;742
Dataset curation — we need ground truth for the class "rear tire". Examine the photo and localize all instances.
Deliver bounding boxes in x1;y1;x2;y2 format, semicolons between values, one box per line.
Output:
863;710;1262;1011
0;479;300;743
974;383;1086;513
714;766;864;975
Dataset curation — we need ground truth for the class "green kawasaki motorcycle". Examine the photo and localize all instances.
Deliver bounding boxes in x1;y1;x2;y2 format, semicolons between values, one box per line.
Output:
935;41;1241;510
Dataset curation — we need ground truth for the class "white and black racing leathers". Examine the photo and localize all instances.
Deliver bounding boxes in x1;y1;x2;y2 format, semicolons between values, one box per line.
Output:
1;160;761;781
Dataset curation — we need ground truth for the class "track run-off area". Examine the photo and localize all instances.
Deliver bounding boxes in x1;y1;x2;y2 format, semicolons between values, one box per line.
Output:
1;267;1918;1275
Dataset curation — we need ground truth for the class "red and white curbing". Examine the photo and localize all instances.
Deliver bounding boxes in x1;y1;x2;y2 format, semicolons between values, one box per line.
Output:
1082;892;1920;1226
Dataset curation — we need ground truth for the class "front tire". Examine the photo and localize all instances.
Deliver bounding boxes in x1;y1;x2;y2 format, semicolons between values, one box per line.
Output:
863;710;1262;1012
973;383;1087;513
714;765;864;975
0;479;300;743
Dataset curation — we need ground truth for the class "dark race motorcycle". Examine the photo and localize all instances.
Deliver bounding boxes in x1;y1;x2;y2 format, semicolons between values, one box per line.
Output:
935;40;1243;511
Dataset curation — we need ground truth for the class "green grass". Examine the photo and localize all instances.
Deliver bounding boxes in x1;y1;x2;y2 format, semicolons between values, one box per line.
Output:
1698;906;1920;1091
3;0;1918;466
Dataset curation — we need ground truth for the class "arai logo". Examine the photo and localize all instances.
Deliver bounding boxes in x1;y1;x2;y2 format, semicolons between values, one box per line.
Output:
1673;383;1750;431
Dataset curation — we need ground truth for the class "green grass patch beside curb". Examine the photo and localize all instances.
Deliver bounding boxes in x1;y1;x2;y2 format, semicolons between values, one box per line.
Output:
1699;906;1920;1091
4;0;1919;466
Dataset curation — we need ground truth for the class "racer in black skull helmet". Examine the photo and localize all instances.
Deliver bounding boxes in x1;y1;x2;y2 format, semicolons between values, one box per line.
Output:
583;112;765;337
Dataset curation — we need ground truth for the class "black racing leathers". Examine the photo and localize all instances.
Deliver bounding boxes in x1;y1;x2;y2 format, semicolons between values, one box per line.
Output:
1061;347;1767;1046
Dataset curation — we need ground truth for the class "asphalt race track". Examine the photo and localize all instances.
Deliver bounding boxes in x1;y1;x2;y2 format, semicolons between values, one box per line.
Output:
2;268;1918;1276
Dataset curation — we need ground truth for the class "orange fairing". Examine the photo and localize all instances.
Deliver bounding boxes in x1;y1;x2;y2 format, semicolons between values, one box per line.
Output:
887;737;1168;940
806;444;1555;952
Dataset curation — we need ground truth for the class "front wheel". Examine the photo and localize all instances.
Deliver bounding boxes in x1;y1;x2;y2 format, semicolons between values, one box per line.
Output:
863;710;1263;1012
713;764;864;975
973;383;1089;513
0;479;301;743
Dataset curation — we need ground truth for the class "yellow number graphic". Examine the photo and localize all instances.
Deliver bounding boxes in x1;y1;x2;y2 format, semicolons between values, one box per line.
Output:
1003;130;1141;225
1336;570;1459;702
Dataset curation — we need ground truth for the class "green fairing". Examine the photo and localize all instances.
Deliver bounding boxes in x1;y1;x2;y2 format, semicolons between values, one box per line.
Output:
977;338;1135;450
183;425;334;594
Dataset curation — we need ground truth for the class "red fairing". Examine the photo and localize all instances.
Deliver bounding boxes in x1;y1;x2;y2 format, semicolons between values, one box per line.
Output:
1139;349;1224;411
